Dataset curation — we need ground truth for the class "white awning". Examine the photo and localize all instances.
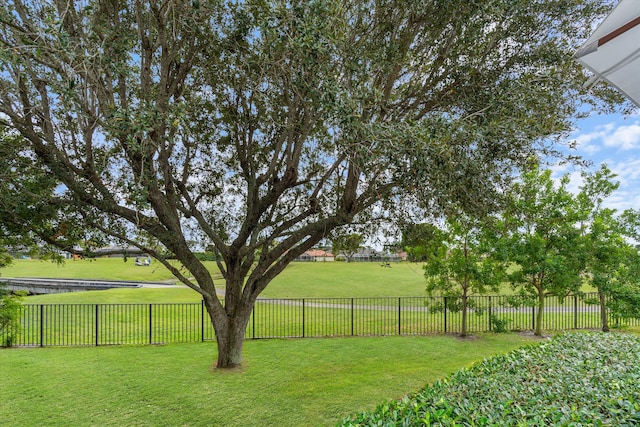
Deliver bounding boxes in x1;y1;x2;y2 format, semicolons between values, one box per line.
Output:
575;0;640;107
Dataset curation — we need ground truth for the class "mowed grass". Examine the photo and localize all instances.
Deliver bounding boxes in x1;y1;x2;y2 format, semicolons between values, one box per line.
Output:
2;257;186;282
262;261;427;298
6;258;428;302
7;258;593;302
0;334;538;427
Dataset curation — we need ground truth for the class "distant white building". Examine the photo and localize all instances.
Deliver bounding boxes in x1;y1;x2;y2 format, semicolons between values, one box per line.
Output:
295;249;335;262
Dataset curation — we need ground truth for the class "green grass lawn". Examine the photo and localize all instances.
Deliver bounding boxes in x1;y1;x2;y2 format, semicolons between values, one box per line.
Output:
1;258;622;426
2;257;185;282
7;258;429;302
6;258;594;302
262;261;428;298
0;333;537;427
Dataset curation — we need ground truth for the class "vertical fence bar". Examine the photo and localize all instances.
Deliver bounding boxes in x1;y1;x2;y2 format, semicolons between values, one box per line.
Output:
397;297;401;335
201;300;205;342
574;295;578;329
488;296;493;332
351;298;354;336
302;299;305;338
531;305;535;332
39;304;44;347
444;296;448;333
95;304;99;346
149;303;153;344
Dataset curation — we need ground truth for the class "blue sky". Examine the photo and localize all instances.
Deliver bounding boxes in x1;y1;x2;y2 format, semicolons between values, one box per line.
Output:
553;107;640;212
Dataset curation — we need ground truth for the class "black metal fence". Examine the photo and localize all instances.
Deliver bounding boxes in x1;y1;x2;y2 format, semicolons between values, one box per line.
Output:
3;293;639;347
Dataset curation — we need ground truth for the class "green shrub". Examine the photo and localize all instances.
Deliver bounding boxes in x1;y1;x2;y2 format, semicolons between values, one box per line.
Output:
0;286;23;347
340;332;640;426
489;315;510;333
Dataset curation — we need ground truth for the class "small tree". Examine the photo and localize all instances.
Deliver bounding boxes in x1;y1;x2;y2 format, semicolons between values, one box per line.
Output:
576;166;625;331
0;285;23;347
570;165;640;332
600;209;640;327
424;216;504;337
606;245;640;325
332;233;363;263
498;165;583;336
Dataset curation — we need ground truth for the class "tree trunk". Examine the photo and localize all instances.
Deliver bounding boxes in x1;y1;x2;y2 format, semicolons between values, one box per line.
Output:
535;291;545;336
215;318;248;369
460;294;468;338
204;295;252;369
598;288;610;332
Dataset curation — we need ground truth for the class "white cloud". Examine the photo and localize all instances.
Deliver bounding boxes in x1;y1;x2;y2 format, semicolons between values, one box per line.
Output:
603;123;640;150
550;158;640;213
569;123;615;154
567;111;640;213
609;158;640;185
570;120;640;153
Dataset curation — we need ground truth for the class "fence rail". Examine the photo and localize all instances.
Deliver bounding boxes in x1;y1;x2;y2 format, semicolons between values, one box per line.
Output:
3;293;639;347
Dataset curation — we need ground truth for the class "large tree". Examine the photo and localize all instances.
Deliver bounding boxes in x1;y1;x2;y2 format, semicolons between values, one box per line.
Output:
0;0;623;367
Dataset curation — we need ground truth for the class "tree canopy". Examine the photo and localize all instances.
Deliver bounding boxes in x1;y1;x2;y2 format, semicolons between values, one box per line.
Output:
332;233;363;263
401;222;447;262
0;129;71;264
0;0;624;367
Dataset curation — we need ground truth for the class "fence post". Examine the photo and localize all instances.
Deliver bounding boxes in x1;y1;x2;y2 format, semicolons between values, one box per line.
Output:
351;298;354;336
488;295;492;332
95;304;99;346
398;297;402;335
444;296;448;333
302;299;305;338
201;300;205;342
149;303;153;344
40;304;44;347
252;304;256;339
573;295;578;329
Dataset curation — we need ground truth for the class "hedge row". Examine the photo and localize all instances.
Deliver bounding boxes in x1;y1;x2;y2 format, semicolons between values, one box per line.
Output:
341;332;640;426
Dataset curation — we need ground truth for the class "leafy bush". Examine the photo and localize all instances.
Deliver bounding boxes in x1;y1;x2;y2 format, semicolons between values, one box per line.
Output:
489;315;510;333
340;332;640;426
0;285;23;347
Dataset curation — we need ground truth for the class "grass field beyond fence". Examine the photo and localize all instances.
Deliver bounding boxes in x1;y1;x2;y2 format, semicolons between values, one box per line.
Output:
3;258;433;298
